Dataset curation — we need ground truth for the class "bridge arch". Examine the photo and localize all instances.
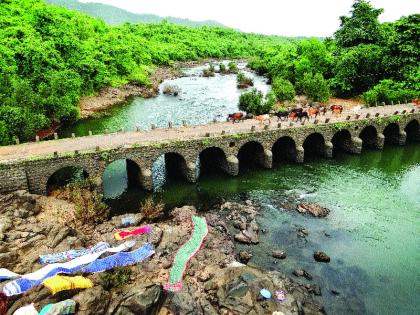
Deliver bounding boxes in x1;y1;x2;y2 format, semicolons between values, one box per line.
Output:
272;136;297;164
303;133;326;160
102;159;143;197
331;129;352;153
404;119;420;141
383;123;401;144
237;141;266;170
152;151;195;189
359;125;379;149
46;166;89;195
198;146;229;176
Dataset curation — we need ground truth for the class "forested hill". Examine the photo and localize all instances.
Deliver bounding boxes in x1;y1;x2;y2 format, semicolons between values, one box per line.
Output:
0;0;292;145
45;0;226;27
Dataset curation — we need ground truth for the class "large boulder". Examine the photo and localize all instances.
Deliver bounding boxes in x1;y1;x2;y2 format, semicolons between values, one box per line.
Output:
296;203;329;217
73;286;111;315
110;283;162;315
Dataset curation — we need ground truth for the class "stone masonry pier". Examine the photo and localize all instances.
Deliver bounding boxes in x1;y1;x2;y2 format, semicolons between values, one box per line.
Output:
0;105;419;195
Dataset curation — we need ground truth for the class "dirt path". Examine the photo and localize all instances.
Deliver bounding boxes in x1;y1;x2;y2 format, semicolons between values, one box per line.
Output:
0;104;416;163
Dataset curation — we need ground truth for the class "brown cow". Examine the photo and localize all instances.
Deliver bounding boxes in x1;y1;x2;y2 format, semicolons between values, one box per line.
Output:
228;112;244;123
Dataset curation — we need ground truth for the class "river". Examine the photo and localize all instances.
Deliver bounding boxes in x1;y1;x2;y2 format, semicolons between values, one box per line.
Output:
60;63;420;315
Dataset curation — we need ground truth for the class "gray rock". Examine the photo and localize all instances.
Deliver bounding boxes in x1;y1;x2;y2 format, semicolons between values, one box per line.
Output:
73;286;110;315
314;251;330;263
272;250;287;259
238;250;253;264
111;283;161;315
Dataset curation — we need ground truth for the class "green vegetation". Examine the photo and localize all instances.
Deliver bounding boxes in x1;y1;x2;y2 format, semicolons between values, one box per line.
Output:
301;73;330;103
249;0;419;104
100;267;132;290
239;89;274;115
0;0;418;145
0;0;293;145
219;63;226;73
236;72;254;88
228;61;239;74
272;77;295;101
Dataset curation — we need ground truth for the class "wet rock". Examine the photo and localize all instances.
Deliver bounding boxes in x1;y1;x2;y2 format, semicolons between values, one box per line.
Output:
293;269;312;280
296;203;330;217
314;251;330;263
331;289;340;296
305;284;322;296
272;250;287;259
238;251;253;264
234;229;259;244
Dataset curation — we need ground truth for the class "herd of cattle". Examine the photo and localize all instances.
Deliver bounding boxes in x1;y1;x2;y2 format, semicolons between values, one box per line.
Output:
228;105;344;123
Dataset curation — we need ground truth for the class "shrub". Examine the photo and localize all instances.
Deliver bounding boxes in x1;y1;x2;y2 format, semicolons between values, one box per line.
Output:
202;64;215;77
362;79;419;106
301;73;330;103
237;72;254;88
219;63;227;73
238;89;274;115
162;84;181;96
272;77;295;101
228;62;239;73
140;197;165;221
100;267;132;290
60;179;109;226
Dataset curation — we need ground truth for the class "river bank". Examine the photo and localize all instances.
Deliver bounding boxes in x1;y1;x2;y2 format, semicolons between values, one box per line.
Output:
78;59;247;119
0;190;325;315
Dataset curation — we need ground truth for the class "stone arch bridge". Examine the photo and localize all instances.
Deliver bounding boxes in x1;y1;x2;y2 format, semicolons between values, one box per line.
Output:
0;106;419;195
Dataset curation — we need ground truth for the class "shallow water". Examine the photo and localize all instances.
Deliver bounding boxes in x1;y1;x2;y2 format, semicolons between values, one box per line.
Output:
60;64;420;314
60;61;270;137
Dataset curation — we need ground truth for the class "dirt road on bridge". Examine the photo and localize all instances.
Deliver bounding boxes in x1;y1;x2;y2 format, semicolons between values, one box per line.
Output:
0;104;416;163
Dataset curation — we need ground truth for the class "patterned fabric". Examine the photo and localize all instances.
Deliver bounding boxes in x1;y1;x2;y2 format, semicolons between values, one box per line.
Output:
82;243;155;273
164;216;208;292
2;241;136;296
39;299;76;315
121;216;136;227
114;226;152;241
39;242;110;264
12;303;38;315
0;268;20;281
42;276;93;295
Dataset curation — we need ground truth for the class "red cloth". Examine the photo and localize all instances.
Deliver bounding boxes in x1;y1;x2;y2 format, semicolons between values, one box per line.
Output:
114;226;152;240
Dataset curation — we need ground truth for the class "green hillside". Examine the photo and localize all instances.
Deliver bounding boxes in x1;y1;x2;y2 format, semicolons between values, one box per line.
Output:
45;0;226;27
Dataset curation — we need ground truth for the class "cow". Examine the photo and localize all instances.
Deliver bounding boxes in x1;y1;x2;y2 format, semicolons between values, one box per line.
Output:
275;111;289;121
228;112;244;123
330;105;344;115
255;114;270;124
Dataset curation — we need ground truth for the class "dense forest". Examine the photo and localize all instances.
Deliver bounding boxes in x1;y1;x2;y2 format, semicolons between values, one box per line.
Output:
0;0;418;145
45;0;226;27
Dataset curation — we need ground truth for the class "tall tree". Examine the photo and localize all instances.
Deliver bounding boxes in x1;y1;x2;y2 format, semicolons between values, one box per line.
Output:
334;0;384;48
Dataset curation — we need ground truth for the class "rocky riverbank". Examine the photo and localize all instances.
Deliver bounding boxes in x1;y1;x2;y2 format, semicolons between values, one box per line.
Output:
79;67;184;119
0;191;326;315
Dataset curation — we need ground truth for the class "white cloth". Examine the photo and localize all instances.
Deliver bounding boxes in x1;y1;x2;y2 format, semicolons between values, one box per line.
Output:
13;304;39;315
23;240;136;281
0;268;20;280
1;241;135;282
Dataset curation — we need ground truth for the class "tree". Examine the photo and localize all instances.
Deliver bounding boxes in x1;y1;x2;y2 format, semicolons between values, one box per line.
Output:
302;73;330;103
331;44;386;97
362;79;419;106
272;77;295;101
334;0;384;48
238;89;273;115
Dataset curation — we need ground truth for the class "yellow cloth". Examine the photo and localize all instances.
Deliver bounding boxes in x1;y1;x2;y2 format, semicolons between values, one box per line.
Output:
42;275;93;295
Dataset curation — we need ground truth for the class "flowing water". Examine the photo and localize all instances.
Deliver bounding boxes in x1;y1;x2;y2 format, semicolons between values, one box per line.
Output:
60;63;420;314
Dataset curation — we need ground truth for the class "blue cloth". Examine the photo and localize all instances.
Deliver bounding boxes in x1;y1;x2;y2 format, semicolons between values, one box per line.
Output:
83;243;155;273
40;242;110;264
2;243;155;296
